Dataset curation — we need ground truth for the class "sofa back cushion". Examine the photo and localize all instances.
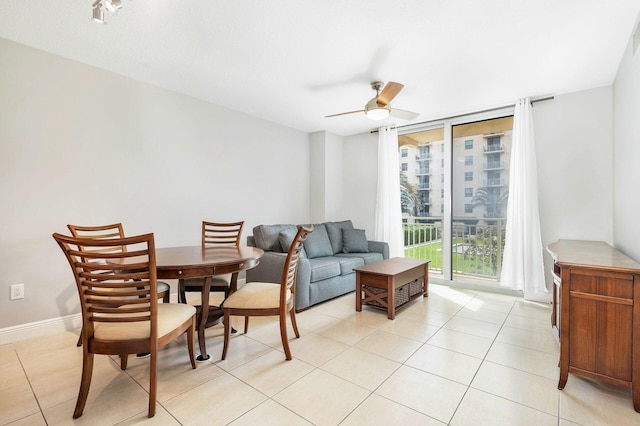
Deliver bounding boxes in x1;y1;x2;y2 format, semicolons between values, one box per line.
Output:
279;228;307;258
342;228;370;253
302;224;333;258
253;224;297;252
325;220;354;254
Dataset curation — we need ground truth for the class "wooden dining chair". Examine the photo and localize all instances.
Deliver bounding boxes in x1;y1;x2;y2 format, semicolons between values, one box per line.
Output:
222;225;312;361
67;223;170;347
178;221;244;303
52;232;196;419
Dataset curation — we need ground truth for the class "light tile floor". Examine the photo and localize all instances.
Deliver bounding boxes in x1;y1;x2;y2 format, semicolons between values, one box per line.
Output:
1;284;639;425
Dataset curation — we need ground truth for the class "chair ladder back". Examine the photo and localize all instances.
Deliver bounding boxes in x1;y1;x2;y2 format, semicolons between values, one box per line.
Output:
202;221;244;247
281;225;313;300
53;233;159;335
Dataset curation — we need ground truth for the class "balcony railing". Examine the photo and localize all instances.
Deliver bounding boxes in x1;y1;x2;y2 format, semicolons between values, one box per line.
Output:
415;168;432;176
483;161;504;170
483;144;504;153
416;153;432;161
417;183;431;190
402;216;506;280
483;178;505;187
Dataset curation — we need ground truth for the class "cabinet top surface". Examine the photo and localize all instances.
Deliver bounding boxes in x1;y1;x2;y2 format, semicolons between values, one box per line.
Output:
547;239;640;272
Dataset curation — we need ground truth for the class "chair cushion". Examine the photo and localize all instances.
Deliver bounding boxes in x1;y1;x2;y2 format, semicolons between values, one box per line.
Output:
223;282;290;309
93;303;195;341
279;229;307;258
342;229;370;253
303;224;333;258
253;224;297;252
325;220;354;254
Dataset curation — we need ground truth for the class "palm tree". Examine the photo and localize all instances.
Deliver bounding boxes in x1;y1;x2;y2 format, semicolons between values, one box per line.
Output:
471;187;509;218
400;175;421;216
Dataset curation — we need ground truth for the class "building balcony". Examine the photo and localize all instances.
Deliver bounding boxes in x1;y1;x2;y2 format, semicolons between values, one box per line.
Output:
483;144;505;153
416;153;432;161
483;161;504;170
415;168;432;176
418;184;432;191
483;178;506;187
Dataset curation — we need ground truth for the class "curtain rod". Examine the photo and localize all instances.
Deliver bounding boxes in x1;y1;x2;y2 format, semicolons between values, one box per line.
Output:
370;96;554;134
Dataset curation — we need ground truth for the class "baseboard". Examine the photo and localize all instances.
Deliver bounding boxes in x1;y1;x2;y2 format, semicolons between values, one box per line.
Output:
0;313;82;346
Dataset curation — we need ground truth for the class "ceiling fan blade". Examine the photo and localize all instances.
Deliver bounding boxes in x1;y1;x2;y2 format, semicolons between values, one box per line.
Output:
377;81;404;106
390;108;419;120
325;109;364;118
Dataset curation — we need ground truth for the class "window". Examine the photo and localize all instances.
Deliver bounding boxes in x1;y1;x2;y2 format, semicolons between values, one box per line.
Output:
464;156;473;166
401;175;408;183
401;148;408;158
440;189;444;198
465;140;473;150
440;204;444;213
441;143;445;153
440;173;444;183
401;163;408;172
465;172;473;182
464;204;473;213
440;158;444;168
464;188;473;197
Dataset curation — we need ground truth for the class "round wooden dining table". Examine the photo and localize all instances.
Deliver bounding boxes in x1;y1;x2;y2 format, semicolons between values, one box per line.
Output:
154;245;264;361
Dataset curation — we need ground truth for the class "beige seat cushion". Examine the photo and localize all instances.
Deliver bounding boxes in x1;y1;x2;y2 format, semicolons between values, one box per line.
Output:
223;282;290;310
93;303;195;341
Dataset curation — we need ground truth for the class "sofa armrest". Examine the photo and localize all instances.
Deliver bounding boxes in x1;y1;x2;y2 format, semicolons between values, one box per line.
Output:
368;240;390;260
245;251;312;309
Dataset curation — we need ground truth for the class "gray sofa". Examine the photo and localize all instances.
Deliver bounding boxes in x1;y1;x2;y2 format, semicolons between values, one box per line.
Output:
246;220;389;311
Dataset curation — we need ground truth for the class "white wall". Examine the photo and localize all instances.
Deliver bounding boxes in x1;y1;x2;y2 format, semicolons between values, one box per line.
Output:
0;39;310;329
613;36;640;262
309;131;345;223
342;131;379;235
534;87;614;246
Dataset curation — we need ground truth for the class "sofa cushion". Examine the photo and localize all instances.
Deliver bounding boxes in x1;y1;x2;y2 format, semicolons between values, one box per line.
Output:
253;224;296;252
308;257;341;282
335;256;364;275
335;252;384;265
342;228;370;253
278;229;307;258
325;220;354;254
303;224;333;258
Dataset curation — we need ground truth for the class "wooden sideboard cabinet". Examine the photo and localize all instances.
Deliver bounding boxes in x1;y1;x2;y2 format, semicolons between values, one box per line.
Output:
547;239;640;412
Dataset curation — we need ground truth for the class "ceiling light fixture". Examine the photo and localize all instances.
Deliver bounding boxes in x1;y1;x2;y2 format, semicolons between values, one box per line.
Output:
91;0;125;24
104;0;123;14
91;0;105;24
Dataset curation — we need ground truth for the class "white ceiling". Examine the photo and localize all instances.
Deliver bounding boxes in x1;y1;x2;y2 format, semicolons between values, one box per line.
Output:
1;0;639;136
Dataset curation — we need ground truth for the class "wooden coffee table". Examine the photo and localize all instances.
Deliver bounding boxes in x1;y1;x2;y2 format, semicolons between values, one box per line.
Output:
355;257;430;319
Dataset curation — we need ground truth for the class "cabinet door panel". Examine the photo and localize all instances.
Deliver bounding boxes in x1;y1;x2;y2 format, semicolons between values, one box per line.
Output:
597;301;633;381
569;296;597;371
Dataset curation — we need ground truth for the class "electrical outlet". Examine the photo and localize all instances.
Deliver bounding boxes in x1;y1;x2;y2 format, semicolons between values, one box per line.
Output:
10;283;24;300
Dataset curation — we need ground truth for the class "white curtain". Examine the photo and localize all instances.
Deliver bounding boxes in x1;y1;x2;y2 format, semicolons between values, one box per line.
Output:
500;98;547;301
374;125;405;258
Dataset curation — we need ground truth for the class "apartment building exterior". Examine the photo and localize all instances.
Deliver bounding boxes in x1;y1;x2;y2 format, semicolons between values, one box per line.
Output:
400;125;512;224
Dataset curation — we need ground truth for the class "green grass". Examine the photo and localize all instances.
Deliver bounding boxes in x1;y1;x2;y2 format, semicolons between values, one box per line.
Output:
404;238;500;277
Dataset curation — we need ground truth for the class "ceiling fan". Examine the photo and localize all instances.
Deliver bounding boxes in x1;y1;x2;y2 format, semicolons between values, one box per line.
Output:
325;81;419;121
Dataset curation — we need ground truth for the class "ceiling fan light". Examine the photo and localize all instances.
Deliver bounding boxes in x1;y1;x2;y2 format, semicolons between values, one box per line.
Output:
366;106;390;120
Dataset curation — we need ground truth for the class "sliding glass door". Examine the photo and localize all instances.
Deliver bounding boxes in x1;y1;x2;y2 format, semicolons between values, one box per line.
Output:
399;110;513;289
